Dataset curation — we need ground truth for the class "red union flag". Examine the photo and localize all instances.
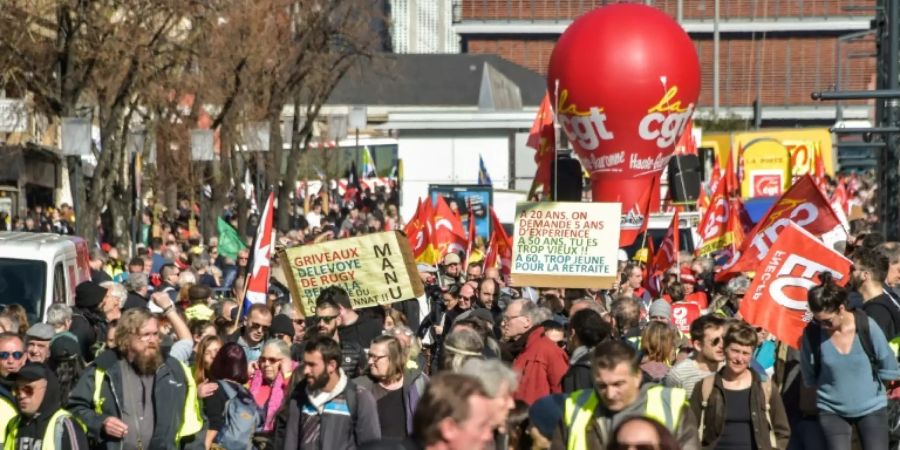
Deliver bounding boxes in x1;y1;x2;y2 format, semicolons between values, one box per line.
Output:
739;222;852;348
717;174;842;280
651;210;680;273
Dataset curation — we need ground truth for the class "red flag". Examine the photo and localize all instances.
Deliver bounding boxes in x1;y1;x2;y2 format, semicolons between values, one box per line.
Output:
739;222;852;348
697;184;710;211
718;175;842;280
619;175;656;247
814;143;828;191
725;148;739;198
404;198;439;264
527;94;556;195
652;210;680;274
484;207;513;278
432;196;468;260
833;180;849;215
243;191;275;314
674;120;697;155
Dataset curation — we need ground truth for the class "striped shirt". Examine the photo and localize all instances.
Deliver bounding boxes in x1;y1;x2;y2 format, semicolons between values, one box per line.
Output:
664;358;713;395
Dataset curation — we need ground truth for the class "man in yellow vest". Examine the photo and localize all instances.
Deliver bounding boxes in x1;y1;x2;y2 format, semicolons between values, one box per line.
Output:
550;340;700;450
67;306;206;450
5;362;88;449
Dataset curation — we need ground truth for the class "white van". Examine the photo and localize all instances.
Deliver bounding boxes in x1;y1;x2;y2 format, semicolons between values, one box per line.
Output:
0;232;91;323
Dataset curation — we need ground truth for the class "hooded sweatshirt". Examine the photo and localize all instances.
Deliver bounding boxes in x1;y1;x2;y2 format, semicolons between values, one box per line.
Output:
12;371;89;450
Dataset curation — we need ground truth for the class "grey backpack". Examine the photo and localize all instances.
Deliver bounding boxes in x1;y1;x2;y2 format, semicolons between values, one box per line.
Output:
215;380;262;450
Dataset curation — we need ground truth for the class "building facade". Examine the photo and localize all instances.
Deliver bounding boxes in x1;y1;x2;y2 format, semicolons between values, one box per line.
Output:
455;0;877;125
391;0;460;53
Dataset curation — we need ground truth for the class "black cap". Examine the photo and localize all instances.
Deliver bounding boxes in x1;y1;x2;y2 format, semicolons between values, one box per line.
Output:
270;314;295;338
11;362;51;383
50;335;81;361
75;281;108;309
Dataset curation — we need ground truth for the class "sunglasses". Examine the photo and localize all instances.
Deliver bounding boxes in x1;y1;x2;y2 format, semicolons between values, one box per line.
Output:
14;383;43;397
459;295;473;302
258;356;281;365
273;333;290;341
0;351;23;361
706;337;722;347
317;315;338;324
248;323;270;333
555;340;566;349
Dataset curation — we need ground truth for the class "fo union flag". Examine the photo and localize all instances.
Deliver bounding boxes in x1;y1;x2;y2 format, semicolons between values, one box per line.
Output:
739;222;852;349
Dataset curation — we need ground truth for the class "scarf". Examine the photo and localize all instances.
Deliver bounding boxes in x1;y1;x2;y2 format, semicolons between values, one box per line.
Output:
250;360;298;431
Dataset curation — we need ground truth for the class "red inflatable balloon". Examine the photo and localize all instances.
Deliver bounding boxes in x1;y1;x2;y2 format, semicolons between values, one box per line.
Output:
547;4;701;217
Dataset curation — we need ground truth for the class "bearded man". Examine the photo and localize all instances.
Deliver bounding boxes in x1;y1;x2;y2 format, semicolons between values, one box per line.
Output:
273;336;381;449
68;306;206;450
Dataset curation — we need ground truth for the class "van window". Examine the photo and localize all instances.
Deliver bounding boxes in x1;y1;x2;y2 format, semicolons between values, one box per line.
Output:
53;263;66;305
0;259;47;325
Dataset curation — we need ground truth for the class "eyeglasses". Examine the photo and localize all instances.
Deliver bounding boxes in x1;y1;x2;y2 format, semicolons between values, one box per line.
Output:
0;351;23;361
258;357;281;365
317;315;338;324
248;322;270;333
459;296;473;302
367;354;389;362
502;314;523;323
708;337;722;346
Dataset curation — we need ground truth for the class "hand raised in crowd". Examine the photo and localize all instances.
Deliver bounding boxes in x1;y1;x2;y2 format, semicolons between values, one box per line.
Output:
151;292;174;310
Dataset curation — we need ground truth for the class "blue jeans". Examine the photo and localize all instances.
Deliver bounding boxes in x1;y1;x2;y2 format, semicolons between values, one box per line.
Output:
818;408;889;450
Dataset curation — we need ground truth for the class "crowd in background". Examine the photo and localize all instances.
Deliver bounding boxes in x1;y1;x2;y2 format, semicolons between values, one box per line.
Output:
0;172;894;450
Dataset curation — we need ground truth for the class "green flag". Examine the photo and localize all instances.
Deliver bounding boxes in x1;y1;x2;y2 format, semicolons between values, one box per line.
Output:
217;217;246;260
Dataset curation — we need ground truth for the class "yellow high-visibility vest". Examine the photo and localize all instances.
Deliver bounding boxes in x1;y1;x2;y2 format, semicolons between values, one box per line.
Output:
4;409;85;450
563;385;687;450
92;360;203;445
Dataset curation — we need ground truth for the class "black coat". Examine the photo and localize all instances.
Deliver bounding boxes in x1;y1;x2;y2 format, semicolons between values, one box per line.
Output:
561;349;593;393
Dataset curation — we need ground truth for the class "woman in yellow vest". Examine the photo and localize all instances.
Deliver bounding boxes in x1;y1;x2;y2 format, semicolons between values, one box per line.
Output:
5;362;89;449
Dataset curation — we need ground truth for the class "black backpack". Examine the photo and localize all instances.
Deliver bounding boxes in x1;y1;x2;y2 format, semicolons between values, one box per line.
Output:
807;309;878;381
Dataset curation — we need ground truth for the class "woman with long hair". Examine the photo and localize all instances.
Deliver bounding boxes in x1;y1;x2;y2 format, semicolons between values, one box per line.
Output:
640;321;677;383
193;334;223;395
353;335;428;439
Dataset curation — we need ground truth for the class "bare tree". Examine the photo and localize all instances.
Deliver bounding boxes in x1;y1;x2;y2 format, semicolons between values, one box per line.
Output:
0;0;193;247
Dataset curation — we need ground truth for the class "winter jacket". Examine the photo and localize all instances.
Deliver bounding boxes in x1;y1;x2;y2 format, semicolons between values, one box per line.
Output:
69;308;107;363
353;370;428;435
339;315;383;350
561;346;593;393
273;373;381;450
512;326;570;404
688;369;790;450
67;349;206;450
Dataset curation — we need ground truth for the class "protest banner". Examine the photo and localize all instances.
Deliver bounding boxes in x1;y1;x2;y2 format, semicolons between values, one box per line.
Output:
511;202;620;289
739;222;852;349
671;303;701;334
280;231;425;316
717;174;843;281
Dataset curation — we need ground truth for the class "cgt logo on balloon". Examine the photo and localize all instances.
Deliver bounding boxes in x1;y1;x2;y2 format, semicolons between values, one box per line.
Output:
557;87;695;174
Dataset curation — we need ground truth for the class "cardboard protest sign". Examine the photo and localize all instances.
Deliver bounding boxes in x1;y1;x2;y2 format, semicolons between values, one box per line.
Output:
280;231;425;316
510;202;620;289
739;222;852;349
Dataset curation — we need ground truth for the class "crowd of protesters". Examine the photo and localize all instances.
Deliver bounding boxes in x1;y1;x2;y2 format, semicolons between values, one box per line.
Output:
0;172;898;450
